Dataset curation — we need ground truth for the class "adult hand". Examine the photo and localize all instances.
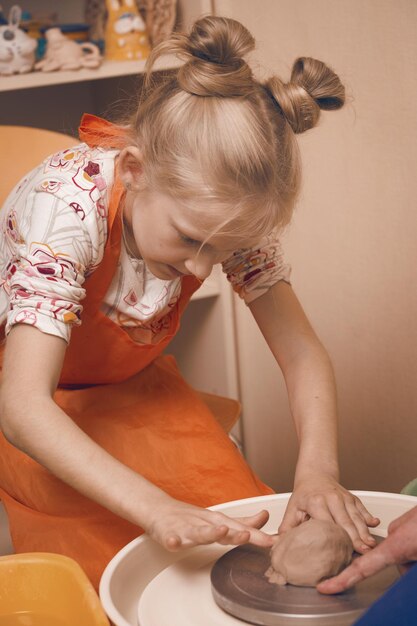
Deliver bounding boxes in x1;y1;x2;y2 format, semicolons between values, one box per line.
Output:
145;494;274;551
278;474;380;554
317;505;417;594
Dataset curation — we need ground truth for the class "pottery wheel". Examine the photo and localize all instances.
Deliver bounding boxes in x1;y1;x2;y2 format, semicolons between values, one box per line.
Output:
211;537;399;626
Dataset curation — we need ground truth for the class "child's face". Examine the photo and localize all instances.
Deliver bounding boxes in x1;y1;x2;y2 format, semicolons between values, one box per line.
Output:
125;189;249;281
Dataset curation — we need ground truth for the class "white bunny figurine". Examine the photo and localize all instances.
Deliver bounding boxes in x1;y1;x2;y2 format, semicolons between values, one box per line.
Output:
35;28;102;72
0;5;36;75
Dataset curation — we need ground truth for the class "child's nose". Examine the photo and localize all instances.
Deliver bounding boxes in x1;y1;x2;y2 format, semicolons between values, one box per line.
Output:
184;255;214;281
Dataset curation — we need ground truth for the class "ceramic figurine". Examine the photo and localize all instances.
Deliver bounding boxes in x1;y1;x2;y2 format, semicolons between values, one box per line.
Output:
85;0;106;42
104;0;150;61
35;28;102;72
144;0;177;46
0;5;36;75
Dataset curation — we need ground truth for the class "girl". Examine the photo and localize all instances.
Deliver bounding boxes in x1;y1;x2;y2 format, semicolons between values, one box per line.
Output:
0;16;379;589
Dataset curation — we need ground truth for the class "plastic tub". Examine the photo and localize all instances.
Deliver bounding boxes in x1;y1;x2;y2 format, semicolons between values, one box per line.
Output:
0;552;109;626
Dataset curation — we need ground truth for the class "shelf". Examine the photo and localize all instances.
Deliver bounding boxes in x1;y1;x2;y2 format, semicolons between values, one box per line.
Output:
0;55;182;93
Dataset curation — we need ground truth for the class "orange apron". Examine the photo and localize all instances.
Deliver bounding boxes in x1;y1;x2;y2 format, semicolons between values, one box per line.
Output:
0;115;273;589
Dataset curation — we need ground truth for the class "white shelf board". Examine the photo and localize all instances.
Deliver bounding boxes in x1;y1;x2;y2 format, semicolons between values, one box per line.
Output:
0;55;182;93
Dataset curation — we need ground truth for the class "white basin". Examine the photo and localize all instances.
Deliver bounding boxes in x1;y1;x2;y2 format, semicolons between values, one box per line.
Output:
99;491;417;626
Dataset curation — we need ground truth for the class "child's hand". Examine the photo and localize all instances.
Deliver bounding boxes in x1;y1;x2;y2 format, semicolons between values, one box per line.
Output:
144;495;274;551
278;474;380;554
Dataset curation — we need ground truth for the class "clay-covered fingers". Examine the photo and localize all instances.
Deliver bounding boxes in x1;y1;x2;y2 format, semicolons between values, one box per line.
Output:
317;545;393;594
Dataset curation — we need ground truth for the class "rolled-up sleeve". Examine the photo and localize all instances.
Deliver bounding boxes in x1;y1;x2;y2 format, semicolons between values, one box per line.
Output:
3;179;106;342
5;241;86;342
222;235;291;304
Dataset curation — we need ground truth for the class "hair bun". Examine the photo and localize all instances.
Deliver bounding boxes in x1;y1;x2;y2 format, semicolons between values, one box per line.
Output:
267;57;345;133
186;16;254;66
146;16;255;97
179;16;255;97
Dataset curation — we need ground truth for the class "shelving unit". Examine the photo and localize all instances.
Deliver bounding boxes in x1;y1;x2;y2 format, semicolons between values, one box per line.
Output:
0;55;182;92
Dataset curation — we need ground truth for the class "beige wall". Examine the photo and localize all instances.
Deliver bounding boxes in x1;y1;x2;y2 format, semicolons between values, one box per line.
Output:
214;0;417;492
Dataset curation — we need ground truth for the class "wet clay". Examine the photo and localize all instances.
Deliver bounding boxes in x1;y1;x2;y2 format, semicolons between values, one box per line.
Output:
265;519;353;587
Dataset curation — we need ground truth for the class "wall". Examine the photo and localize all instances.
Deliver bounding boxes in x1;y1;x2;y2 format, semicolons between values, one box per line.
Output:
214;0;417;493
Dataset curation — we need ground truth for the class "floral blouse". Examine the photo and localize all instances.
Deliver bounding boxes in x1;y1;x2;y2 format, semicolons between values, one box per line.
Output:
0;144;291;345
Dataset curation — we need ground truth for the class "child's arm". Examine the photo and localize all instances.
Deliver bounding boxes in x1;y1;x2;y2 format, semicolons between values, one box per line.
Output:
0;324;273;550
249;280;380;553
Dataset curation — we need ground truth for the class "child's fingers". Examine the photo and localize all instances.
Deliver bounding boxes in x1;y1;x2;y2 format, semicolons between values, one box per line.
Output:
155;507;273;551
164;533;182;551
194;519;270;548
274;493;378;554
353;497;380;528
345;501;377;547
216;527;251;545
191;524;236;545
319;494;376;552
246;527;275;547
165;524;252;550
223;511;274;547
210;525;252;545
214;525;271;547
235;509;270;529
278;505;309;533
301;496;371;553
318;495;373;552
164;524;228;550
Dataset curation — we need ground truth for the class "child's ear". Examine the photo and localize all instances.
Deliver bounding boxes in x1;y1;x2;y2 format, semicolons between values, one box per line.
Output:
117;146;144;190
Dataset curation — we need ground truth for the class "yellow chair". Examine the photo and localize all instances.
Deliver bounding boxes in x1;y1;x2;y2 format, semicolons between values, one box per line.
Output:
0;125;77;206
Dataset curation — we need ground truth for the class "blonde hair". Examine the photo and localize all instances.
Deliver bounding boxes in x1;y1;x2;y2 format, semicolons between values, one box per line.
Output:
127;16;345;243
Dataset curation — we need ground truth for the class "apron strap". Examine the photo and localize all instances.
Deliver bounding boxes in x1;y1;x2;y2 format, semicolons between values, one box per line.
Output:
77;114;127;309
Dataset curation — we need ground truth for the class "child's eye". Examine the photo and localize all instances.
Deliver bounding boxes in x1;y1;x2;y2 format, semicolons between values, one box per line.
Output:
179;233;201;246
